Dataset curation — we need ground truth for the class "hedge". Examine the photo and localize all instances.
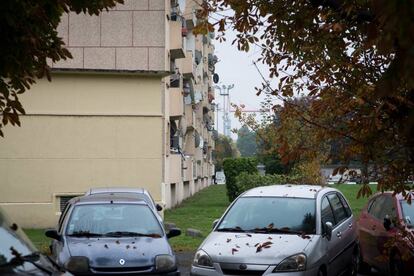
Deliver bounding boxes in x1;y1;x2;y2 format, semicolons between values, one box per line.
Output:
234;172;304;198
223;158;258;201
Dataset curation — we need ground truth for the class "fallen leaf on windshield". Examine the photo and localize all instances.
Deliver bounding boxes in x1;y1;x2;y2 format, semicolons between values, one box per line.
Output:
104;244;108;249
126;245;130;249
268;237;272;240
115;240;120;244
231;248;238;255
227;238;231;243
246;233;252;237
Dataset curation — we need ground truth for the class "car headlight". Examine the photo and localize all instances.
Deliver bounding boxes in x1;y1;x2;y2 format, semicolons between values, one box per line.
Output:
273;253;306;272
155;255;176;272
193;250;214;268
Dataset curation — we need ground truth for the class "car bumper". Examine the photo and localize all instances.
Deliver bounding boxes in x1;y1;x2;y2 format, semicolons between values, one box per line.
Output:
191;265;318;276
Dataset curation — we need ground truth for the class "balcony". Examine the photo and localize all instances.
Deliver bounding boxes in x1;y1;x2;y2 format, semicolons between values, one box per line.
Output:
170;20;185;59
177;51;195;79
169;153;182;184
169;88;184;119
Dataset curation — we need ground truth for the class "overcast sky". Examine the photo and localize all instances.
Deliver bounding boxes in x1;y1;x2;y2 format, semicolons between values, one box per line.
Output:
213;30;269;140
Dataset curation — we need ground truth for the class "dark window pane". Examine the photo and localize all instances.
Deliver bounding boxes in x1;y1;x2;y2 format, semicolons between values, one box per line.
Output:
321;197;335;227
327;194;348;224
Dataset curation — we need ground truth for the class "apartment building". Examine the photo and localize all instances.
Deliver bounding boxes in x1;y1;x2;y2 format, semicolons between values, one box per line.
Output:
0;0;217;228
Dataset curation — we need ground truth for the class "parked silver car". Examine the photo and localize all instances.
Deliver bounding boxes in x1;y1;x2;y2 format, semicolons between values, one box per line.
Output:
191;185;358;276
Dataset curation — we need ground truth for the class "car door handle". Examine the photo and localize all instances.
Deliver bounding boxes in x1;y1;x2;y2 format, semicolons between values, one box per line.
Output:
336;231;342;238
348;223;353;229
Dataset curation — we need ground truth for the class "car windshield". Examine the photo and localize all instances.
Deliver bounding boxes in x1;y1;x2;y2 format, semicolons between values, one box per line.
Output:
0;207;37;266
217;197;316;234
400;200;414;226
66;204;163;236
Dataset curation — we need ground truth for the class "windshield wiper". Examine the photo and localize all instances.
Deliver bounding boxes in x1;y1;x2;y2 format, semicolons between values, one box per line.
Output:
104;231;162;238
216;227;246;232
68;231;103;237
0;250;54;275
250;227;302;235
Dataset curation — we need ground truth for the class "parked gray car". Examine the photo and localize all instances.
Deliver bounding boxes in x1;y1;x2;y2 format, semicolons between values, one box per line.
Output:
191;185;358;276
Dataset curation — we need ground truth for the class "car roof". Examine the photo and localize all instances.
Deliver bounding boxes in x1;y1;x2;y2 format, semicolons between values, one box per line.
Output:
372;191;410;200
242;184;329;199
85;187;146;196
70;193;149;205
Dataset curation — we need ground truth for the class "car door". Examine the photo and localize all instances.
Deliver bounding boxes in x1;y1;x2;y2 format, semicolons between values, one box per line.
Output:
358;196;379;265
326;193;354;275
370;194;398;271
321;195;342;276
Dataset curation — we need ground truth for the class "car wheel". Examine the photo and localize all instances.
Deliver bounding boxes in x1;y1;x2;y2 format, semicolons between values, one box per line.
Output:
390;252;403;276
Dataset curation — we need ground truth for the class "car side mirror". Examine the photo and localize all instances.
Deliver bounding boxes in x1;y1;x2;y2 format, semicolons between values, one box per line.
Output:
167;228;181;239
65;256;90;275
156;204;163;212
324;222;333;241
45;229;61;241
212;219;219;229
384;215;392;231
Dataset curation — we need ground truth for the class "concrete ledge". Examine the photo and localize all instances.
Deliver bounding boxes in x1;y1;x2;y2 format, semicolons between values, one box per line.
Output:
186;228;202;237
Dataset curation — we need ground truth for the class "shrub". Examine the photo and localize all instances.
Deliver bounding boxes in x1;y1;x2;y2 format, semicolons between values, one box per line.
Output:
235;172;304;197
223;157;258;201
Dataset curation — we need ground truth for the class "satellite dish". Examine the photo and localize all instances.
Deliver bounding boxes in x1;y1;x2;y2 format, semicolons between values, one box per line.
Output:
213;73;219;84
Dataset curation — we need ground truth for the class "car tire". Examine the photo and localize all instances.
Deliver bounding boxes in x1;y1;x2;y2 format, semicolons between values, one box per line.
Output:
389;252;403;276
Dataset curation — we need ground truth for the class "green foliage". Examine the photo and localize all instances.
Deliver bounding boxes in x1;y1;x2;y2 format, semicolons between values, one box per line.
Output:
234;172;303;197
213;135;238;171
223;157;258;201
236;126;258;157
0;0;123;137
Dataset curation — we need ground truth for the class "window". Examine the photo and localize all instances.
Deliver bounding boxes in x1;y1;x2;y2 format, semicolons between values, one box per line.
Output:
218;197;316;234
377;195;396;221
321;197;335;231
327;193;348;224
59;196;77;212
66;204;163;236
338;193;352;217
368;196;387;220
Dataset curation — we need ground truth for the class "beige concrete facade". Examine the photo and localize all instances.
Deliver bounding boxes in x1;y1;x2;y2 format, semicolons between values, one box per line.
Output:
0;0;216;228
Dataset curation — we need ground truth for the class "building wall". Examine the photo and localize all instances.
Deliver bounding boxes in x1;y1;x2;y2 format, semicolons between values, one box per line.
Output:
0;74;164;228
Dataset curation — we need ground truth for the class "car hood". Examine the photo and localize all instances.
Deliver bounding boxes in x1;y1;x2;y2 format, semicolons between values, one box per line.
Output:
66;236;172;268
201;232;315;265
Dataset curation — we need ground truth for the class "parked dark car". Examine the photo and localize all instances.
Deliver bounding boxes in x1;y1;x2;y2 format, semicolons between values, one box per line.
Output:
45;193;181;275
358;191;414;276
0;206;68;275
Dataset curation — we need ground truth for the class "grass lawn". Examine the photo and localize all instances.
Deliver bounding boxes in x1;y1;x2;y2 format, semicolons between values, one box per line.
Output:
25;183;378;252
164;185;230;251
